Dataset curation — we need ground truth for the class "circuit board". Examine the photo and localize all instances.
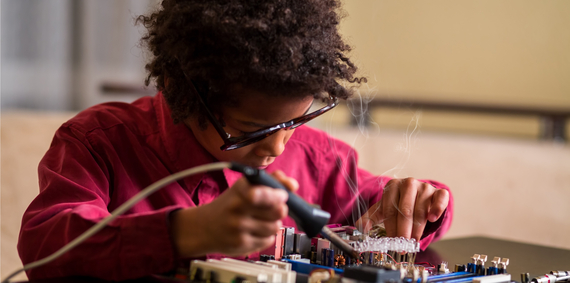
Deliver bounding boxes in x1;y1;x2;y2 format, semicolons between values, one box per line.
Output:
184;225;570;283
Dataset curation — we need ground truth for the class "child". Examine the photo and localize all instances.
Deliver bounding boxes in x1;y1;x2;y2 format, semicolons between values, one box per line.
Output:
18;0;452;281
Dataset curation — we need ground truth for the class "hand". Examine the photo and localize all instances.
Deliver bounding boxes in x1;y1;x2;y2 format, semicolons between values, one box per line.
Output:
170;170;298;258
356;177;449;241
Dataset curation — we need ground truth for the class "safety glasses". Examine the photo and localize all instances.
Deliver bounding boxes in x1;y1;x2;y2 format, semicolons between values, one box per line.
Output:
182;69;337;151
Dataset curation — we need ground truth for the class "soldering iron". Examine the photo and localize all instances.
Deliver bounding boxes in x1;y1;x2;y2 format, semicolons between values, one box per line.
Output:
229;162;360;260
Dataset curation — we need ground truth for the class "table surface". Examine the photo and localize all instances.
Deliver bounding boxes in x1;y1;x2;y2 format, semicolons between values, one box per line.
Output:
15;236;570;283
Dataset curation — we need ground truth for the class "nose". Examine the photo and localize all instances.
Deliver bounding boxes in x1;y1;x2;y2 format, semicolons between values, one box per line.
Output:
254;129;291;157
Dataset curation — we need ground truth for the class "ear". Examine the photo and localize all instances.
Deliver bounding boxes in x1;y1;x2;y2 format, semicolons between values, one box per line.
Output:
164;73;170;88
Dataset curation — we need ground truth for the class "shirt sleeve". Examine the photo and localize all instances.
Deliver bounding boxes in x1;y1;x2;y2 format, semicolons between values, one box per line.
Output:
17;123;181;281
318;137;453;250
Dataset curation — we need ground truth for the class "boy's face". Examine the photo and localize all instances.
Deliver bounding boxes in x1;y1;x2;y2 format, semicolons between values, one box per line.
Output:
185;86;314;168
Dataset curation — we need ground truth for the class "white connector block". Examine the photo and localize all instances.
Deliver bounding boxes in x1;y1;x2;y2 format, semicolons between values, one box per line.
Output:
190;260;268;283
473;274;512;283
220;258;296;283
267;260;292;271
212;259;283;283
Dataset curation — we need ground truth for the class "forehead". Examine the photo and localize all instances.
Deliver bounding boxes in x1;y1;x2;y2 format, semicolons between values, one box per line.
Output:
221;86;314;124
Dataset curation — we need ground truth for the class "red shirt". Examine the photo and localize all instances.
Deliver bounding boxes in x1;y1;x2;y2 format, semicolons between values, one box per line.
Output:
18;93;453;281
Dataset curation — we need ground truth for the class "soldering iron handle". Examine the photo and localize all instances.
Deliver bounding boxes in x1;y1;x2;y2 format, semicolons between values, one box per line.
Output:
230;162;330;238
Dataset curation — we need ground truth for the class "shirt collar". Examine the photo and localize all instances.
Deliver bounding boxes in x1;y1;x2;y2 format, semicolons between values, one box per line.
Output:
223;168;242;188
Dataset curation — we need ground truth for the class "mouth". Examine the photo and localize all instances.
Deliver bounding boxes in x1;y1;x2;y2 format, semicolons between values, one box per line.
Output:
242;158;274;170
249;162;272;169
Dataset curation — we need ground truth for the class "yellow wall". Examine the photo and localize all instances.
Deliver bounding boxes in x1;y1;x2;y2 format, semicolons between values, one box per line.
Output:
338;1;570;138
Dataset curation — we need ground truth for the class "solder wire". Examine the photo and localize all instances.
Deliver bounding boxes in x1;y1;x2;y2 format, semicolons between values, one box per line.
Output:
1;162;232;283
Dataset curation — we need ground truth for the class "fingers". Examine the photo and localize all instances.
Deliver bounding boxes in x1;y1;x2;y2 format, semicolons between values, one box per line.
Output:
233;177;288;206
244;219;283;238
231;177;289;222
225;227;278;255
410;183;435;241
381;179;400;238
396;178;420;239
381;178;449;241
250;201;288;221
428;188;449;222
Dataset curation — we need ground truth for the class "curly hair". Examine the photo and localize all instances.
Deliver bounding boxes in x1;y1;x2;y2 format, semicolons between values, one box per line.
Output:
137;0;366;124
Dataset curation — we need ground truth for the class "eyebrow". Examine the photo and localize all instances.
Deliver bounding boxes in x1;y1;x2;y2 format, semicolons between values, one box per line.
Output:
236;100;315;129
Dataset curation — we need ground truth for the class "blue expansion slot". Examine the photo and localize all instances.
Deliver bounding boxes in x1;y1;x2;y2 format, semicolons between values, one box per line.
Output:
427;272;482;283
403;272;480;283
433;276;485;283
281;259;344;275
428;272;476;281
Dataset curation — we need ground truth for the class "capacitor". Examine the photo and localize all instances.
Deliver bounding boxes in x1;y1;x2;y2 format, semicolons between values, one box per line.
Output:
521;273;530;283
327;249;335;267
322;248;328;266
310;251;317;264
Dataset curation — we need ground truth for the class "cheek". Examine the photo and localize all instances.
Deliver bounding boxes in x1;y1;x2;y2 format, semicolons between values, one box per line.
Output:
277;129;296;147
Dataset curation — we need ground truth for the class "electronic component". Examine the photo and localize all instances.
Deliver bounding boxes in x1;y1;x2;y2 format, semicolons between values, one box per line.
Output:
467;254;480;273
268;260;293;272
522;273;530;283
281;259;344;275
316;238;331;265
352;237;420;254
284;227;296;256
487;257;500;275
261;227;286;260
308;269;334;283
532;274;558;283
219;258;296;283
476;255;487;275
342;265;402;283
531;271;570;283
322;249;329;267
425;271;477;282
295;233;312;259
497;258;509;274
551;271;570;277
190;260;269;283
472;274;511;283
438;262;449;274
